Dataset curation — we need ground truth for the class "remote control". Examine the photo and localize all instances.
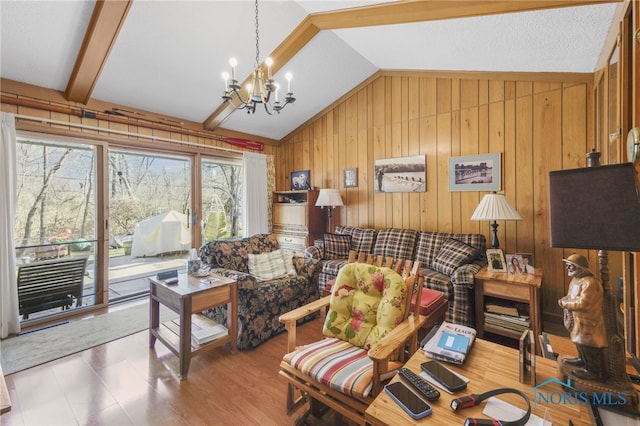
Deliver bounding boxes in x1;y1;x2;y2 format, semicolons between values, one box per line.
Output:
398;367;440;401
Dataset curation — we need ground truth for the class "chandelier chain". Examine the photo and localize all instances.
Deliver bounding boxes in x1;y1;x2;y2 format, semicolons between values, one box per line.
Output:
255;0;260;68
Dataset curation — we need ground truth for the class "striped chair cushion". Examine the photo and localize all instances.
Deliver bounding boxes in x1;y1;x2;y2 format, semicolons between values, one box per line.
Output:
283;337;402;398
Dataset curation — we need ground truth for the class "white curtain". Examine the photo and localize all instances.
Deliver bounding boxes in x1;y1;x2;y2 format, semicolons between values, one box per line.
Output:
242;152;269;236
1;112;20;338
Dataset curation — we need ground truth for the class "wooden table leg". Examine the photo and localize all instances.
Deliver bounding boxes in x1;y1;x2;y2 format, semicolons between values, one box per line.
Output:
149;286;159;348
179;297;192;380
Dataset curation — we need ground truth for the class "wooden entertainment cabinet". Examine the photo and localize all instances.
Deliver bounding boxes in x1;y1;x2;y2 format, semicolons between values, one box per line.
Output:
272;190;326;254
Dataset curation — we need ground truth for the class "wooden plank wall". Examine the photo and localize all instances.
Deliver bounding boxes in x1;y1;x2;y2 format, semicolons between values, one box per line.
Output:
276;72;594;327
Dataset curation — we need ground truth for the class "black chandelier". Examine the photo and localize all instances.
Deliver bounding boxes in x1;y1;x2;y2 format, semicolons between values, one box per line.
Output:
221;0;296;115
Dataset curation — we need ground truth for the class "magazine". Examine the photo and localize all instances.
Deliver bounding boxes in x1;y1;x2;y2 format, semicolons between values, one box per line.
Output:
423;321;477;365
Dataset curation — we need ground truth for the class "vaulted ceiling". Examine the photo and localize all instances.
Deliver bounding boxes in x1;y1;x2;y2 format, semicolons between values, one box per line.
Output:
0;1;620;142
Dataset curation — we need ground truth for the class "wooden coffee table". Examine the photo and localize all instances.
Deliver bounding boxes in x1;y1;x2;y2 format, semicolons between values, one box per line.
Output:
149;273;237;379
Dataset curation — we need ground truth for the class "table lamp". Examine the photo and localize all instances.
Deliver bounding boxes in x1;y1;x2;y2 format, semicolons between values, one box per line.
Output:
470;192;522;249
315;188;344;232
549;159;640;408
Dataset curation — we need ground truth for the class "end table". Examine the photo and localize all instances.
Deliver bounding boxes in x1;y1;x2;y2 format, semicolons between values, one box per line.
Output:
149;274;237;379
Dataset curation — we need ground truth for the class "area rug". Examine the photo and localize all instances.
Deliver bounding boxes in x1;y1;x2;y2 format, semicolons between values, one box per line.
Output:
1;301;177;375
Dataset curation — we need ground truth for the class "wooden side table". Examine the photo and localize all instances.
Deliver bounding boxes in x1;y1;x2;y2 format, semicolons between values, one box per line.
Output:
149;274;237;379
474;266;542;352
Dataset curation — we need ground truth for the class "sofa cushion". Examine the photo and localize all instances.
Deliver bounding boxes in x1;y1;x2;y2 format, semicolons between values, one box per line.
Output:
372;228;418;260
323;233;352;260
248;249;287;281
199;233;280;273
415;231;486;268
281;250;297;276
431;239;480;275
335;225;377;253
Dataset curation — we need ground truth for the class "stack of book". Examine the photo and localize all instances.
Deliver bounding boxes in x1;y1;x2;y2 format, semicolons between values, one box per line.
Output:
484;300;530;334
422;321;477;365
191;314;228;345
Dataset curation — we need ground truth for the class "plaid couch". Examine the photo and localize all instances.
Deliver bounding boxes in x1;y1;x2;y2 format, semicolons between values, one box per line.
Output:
199;234;320;350
308;227;486;327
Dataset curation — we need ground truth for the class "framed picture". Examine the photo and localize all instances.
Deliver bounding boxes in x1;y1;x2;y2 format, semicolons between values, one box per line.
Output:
517;253;535;274
519;329;536;385
344;168;358;188
449;153;501;191
506;254;524;274
374;154;426;193
290;170;310;190
486;248;507;272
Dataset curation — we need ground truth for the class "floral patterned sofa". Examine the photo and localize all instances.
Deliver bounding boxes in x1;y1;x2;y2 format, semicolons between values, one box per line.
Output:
308;226;487;327
198;234;320;350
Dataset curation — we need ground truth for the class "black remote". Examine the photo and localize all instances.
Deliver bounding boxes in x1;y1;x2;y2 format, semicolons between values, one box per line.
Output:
398;367;440;401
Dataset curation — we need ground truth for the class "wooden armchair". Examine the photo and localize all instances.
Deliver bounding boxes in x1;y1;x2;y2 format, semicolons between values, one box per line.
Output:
278;250;447;425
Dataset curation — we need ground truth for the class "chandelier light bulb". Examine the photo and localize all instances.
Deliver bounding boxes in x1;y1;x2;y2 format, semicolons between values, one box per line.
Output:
222;72;229;90
285;72;292;93
265;57;273;79
274;83;279;102
229;57;237;80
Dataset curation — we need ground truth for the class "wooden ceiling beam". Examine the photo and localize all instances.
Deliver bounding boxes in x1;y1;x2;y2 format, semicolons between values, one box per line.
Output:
309;0;620;29
204;0;620;131
64;0;133;104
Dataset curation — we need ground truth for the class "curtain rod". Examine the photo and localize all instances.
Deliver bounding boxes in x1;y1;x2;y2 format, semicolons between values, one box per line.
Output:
14;114;245;155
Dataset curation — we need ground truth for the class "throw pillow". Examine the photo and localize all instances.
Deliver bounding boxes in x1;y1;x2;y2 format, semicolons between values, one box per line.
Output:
281;250;297;276
323;233;352;260
247;249;287;281
431;239;480;276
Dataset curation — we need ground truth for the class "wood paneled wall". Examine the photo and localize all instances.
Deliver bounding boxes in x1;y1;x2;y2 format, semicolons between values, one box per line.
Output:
277;72;594;326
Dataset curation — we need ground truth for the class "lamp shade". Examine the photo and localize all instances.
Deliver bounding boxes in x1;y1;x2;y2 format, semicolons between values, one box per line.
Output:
471;193;522;221
315;188;344;208
549;163;640;252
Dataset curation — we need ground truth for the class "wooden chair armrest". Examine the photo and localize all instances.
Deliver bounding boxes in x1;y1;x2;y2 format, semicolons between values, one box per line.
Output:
368;314;428;362
279;295;331;324
367;314;428;396
279;295;331;353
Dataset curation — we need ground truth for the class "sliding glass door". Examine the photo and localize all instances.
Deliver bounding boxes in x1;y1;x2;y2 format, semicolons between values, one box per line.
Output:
107;149;192;301
14;136;98;321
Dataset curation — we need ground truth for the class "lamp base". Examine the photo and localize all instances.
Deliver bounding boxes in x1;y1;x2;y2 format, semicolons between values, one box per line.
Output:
490;220;499;249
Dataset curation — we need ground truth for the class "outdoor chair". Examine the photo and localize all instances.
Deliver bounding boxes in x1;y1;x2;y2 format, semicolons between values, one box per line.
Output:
278;250;439;425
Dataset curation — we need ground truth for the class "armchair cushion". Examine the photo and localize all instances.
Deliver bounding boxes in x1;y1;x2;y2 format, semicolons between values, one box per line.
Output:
323;233;352;260
431;238;480;276
283;337;402;398
323;263;407;350
248;249;287;281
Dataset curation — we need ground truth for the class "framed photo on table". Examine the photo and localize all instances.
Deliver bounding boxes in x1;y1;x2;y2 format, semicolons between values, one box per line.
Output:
486;248;507;272
517;253;535;274
505;254;524;274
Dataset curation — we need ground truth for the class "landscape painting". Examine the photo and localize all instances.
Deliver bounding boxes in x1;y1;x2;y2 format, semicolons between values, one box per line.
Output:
449;153;501;191
374;155;426;193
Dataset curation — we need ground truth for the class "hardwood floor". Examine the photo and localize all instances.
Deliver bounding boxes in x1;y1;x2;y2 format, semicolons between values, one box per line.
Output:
2;312;326;425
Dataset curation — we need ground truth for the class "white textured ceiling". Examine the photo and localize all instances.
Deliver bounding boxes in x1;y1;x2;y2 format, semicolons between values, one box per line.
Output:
0;1;619;141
